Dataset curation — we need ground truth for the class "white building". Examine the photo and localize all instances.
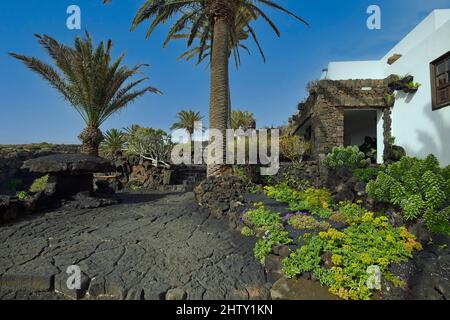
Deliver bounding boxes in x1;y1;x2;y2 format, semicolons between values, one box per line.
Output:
322;9;450;166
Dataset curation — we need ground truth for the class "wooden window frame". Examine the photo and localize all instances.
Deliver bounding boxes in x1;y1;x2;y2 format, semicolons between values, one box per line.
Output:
430;51;450;110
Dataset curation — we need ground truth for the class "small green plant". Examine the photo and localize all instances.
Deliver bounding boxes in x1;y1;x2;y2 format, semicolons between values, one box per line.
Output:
243;203;292;264
385;92;395;105
288;187;333;218
18;191;28;201
407;81;421;90
324;146;370;171
264;183;303;204
241;226;255;237
264;185;333;218
337;201;371;224
254;229;292;264
29;175;49;193
249;185;262;194
232;166;252;184
288;214;331;231
130;184;143;191
243;203;283;231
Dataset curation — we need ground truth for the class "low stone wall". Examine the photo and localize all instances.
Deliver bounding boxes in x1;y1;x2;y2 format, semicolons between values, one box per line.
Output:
0;145;207;195
0;144;79;194
0;190;57;225
194;176;251;230
267;161;320;189
111;154;206;191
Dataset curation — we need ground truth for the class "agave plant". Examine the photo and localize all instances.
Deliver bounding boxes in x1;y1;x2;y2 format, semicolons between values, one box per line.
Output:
10;32;161;156
104;0;307;176
100;128;126;158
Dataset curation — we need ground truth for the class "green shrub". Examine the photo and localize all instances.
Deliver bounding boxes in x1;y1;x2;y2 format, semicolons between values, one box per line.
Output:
442;165;450;181
264;184;333;218
279;135;310;163
243;203;283;231
366;155;450;233
354;166;385;183
254;229;292;264
243;203;292;264
424;206;450;235
288;188;333;218
324;146;370;171
264;183;303;204
282;215;422;300
337;201;370;223
288;214;331;231
240;226;255;237
29;175;48;193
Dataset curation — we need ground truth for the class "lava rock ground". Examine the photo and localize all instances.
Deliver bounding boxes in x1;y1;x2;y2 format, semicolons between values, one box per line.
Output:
0;191;268;300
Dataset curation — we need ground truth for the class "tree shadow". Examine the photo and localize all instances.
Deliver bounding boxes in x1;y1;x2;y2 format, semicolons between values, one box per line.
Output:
117;191;182;205
407;102;450;165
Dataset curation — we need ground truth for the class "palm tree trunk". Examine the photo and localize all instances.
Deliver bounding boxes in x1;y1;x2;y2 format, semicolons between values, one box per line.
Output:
228;83;232;129
79;126;104;157
208;18;231;177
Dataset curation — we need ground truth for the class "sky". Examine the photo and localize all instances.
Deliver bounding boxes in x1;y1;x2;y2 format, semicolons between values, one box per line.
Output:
0;0;449;144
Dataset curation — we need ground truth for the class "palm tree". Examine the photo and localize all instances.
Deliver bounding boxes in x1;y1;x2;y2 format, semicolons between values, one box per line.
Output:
175;8;266;68
10;32;161;156
104;0;307;176
174;8;262;135
170;110;204;139
100;128;126;158
231;109;256;130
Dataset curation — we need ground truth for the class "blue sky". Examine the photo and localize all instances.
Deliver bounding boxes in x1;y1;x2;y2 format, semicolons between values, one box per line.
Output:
1;0;449;144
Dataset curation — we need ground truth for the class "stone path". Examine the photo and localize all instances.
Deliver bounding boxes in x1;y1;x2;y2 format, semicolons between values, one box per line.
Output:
0;191;268;300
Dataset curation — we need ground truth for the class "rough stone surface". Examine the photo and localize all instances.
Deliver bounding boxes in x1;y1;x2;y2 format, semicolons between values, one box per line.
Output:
54;271;91;300
268;162;320;189
22;154;113;174
194;176;250;222
112;154;206;190
0;191;266;300
165;288;187;300
271;277;339;300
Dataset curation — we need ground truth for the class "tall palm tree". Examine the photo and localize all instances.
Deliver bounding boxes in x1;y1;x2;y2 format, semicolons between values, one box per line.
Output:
231;109;256;130
104;0;307;176
174;8;262;136
170;110;204;139
10;32;161;156
175;7;266;68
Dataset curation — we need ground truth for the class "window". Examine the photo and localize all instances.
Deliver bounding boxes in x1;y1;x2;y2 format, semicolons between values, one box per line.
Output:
430;51;450;110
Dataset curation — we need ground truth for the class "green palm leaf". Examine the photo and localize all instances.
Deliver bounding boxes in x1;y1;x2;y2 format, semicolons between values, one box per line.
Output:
10;32;161;156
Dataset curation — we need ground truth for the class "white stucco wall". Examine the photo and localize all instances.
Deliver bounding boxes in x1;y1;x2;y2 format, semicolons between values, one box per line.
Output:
321;9;450;166
323;61;385;80
386;18;450;166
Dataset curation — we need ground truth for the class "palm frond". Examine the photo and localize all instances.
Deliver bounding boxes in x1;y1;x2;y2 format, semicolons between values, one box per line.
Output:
11;32;160;128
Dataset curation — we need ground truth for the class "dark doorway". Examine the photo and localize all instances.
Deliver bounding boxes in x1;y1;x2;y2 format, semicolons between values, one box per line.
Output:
344;109;377;147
